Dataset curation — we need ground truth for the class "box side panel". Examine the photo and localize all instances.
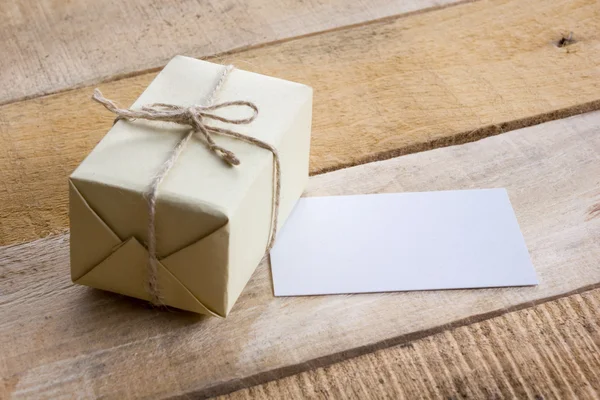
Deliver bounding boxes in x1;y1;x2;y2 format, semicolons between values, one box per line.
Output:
226;91;312;314
274;89;312;226
71;174;231;315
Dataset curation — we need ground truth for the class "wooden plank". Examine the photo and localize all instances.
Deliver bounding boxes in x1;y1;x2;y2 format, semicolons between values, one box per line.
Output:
0;0;462;105
1;0;600;246
2;111;599;399
221;289;600;399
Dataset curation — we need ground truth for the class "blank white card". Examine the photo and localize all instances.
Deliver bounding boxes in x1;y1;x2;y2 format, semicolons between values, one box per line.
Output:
270;189;537;296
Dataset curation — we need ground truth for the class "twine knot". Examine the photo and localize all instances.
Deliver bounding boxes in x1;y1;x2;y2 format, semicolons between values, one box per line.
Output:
93;90;259;167
91;65;281;307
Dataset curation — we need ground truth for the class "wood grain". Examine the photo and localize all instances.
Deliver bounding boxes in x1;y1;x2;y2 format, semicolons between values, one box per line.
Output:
0;0;463;105
221;288;600;400
2;0;600;245
2;111;599;399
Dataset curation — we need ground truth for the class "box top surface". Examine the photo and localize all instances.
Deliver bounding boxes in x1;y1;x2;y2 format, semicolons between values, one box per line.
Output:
71;56;312;216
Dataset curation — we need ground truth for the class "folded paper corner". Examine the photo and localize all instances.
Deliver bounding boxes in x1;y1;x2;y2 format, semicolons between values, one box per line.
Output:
69;179;122;281
75;236;221;317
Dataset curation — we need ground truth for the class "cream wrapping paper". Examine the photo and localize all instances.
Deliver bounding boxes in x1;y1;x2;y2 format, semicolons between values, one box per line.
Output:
69;56;313;317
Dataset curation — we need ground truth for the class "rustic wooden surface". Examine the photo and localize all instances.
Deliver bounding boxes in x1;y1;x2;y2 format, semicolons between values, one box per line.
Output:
2;0;600;398
221;288;600;400
0;0;462;104
2;0;599;246
2;112;599;399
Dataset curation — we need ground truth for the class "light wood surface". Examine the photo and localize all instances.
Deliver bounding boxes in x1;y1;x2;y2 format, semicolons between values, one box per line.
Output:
2;111;599;399
2;1;600;398
0;0;462;104
221;288;600;399
1;0;599;246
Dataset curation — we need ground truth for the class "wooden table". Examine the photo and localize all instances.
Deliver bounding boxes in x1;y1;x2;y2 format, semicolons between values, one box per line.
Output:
1;0;599;398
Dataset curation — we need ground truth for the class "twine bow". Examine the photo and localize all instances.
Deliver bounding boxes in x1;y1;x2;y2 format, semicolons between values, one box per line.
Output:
91;66;280;305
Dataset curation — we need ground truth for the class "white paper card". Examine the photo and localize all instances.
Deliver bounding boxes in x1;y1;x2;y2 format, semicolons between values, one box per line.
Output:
270;189;537;296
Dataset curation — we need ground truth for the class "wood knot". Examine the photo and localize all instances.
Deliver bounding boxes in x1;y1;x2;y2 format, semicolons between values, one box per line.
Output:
556;32;575;47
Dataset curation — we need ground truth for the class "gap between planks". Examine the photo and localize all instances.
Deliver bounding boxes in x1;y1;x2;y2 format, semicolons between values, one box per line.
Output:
315;99;600;174
219;288;600;399
201;283;600;399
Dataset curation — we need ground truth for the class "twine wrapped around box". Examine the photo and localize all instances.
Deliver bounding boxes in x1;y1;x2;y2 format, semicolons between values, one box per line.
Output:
92;65;281;305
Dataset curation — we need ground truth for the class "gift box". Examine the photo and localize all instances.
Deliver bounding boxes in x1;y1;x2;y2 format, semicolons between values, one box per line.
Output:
69;56;312;317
